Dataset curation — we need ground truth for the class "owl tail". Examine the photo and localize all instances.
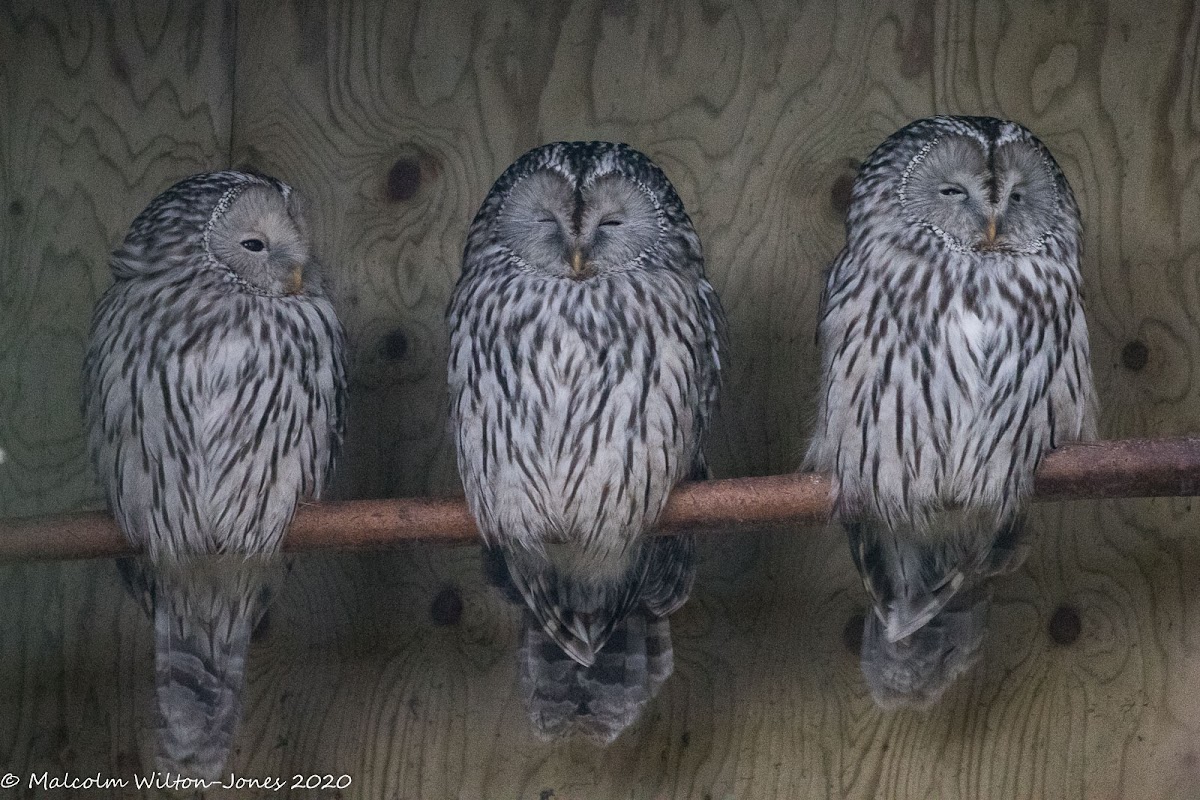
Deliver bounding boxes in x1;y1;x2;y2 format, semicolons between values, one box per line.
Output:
519;607;672;744
860;583;990;709
150;561;269;780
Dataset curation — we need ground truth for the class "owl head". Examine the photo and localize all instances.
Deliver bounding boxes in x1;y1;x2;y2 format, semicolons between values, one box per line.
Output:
847;116;1081;257
112;170;318;296
465;141;702;281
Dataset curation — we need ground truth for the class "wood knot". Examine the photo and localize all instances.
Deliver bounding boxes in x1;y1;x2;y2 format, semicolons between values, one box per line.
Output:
1121;339;1149;371
8;199;22;216
843;611;865;656
387;157;423;201
379;329;408;361
1047;604;1081;645
830;174;855;216
430;586;463;626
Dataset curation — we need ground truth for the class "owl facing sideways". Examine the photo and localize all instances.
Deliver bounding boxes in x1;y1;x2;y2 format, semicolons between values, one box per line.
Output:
83;171;347;777
448;142;726;742
805;116;1097;707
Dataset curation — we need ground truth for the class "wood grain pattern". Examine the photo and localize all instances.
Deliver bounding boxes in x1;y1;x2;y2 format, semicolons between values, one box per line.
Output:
0;2;235;797
0;0;235;518
2;0;1200;797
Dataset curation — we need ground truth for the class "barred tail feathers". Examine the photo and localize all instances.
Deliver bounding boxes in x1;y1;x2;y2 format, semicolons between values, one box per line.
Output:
151;563;269;779
494;531;695;743
861;583;990;709
519;608;673;744
848;517;1022;708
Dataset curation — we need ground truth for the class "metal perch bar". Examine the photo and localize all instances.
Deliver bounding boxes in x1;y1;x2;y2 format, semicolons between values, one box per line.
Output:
1;437;1197;564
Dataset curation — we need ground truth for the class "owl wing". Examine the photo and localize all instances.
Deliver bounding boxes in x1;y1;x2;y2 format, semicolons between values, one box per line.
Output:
1047;294;1098;445
846;520;965;641
640;534;697;619
82;280;201;556
316;295;350;492
639;450;707;618
633;280;720;621
500;549;650;667
803;246;862;473
114;555;157;618
694;278;728;445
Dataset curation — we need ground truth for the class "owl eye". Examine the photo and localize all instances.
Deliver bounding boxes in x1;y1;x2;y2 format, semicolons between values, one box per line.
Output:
1010;191;1024;203
240;238;266;252
939;185;966;198
599;218;623;227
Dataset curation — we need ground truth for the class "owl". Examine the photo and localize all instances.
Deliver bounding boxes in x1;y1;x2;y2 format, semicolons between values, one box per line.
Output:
448;142;726;742
83;171;347;777
805;116;1097;708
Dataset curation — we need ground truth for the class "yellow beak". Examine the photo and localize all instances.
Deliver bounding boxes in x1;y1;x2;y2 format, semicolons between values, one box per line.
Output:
984;216;998;246
569;248;587;279
285;265;304;295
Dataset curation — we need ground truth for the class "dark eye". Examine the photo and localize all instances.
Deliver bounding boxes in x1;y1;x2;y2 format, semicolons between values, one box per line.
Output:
240;238;265;252
939;185;965;198
599;219;623;227
1010;191;1024;203
536;217;557;224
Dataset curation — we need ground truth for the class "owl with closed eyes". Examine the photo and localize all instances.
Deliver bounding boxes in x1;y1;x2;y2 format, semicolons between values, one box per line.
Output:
448;142;726;742
805;116;1096;707
83;171;347;776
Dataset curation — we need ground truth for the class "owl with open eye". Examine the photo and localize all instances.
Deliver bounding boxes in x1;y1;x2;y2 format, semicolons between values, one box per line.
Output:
83;171;347;777
448;142;726;742
805;116;1097;708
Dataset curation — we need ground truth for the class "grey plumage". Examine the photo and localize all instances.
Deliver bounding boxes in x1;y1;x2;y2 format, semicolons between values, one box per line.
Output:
448;142;725;742
805;117;1096;708
83;171;347;776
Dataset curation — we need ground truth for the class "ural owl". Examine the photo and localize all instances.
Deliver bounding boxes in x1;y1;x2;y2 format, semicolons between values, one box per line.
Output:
448;142;726;742
84;171;347;776
806;117;1096;707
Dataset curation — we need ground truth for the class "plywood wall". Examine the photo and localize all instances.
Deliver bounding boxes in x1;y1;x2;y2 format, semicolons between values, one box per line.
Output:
2;0;1199;798
0;0;236;517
